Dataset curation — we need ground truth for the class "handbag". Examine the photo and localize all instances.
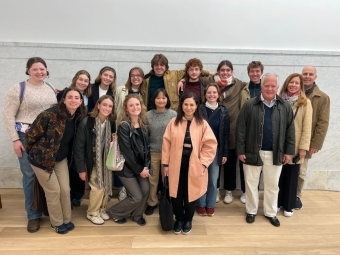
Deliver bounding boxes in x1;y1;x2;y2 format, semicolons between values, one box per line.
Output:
159;176;174;231
30;176;49;216
106;133;125;171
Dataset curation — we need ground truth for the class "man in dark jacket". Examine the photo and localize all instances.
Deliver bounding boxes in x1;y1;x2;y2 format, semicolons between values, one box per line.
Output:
236;73;295;227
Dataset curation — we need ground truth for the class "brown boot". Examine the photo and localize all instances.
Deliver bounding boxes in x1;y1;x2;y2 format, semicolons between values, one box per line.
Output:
27;218;40;233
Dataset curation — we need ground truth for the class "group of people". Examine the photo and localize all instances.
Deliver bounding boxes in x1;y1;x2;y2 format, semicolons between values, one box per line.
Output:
2;54;330;235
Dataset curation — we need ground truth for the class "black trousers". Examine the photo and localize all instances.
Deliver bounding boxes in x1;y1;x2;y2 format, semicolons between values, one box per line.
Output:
239;160;246;193
171;155;195;222
223;149;238;191
278;164;299;212
69;163;85;201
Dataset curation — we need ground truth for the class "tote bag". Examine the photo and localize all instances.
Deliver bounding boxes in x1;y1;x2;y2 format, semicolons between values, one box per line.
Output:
106;133;125;171
159;176;174;231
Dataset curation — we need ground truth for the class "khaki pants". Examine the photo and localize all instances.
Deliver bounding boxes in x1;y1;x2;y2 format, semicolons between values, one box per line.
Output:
31;158;71;226
297;158;309;198
147;152;164;206
244;150;282;217
87;169;108;216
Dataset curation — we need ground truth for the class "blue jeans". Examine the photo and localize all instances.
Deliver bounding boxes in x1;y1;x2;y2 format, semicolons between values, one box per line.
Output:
18;132;42;220
197;154;219;208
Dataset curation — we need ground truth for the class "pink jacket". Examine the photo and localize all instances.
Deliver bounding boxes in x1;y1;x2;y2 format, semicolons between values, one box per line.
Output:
162;117;217;202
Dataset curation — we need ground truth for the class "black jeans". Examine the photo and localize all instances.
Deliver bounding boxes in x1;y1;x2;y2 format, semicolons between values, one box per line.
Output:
223;149;238;191
69;162;84;201
171;155;195;222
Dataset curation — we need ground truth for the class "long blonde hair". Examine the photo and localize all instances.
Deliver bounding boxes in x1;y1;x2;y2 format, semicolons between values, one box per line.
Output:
118;94;147;131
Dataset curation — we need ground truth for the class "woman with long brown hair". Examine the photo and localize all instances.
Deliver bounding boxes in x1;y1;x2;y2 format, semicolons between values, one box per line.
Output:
278;73;312;217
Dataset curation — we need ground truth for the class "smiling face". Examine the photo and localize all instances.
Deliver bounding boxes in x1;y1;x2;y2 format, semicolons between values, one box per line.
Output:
248;67;263;84
182;97;198;119
302;66;317;87
218;64;233;80
130;69;143;87
153;62;167;76
126;97;142;117
205;85;219;104
154;92;168;110
261;75;279;102
27;63;48;83
63;90;83;113
75;74;90;93
97;98;113;119
287;76;301;95
100;70;115;87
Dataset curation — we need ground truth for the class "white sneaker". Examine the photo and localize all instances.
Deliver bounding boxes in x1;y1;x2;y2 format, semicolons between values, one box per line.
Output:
277;207;281;212
100;210;110;221
118;187;127;202
284;210;294;217
87;214;105;225
216;189;220;203
240;193;246;204
223;190;234;204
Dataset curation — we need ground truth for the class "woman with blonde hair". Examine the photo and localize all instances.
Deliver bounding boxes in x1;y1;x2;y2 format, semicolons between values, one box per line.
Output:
278;73;312;217
74;95;116;225
107;94;151;226
114;67;146;201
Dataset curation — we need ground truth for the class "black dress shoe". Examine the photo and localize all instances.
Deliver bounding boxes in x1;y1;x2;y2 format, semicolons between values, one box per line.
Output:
114;218;127;224
173;221;183;234
246;214;256;224
136;218;146;226
182;221;192;234
145;205;157;215
265;216;280;227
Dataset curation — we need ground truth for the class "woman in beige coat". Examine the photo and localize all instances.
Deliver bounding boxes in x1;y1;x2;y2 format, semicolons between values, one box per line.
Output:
162;92;217;235
278;73;312;217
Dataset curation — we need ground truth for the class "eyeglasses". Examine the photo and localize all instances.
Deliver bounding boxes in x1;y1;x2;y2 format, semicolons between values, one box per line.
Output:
130;74;142;78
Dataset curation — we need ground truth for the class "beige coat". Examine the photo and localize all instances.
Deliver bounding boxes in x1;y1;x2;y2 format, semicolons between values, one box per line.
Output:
306;84;330;158
289;99;313;164
162;117;217;202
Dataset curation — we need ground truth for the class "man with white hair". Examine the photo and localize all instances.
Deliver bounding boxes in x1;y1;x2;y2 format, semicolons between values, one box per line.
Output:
236;73;295;227
295;66;330;209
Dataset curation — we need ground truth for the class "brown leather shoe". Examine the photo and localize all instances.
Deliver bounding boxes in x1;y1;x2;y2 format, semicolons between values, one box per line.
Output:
27;218;40;233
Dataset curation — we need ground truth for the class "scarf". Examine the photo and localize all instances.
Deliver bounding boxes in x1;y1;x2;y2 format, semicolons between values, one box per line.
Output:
216;76;233;89
283;91;300;106
94;116;112;195
205;101;219;110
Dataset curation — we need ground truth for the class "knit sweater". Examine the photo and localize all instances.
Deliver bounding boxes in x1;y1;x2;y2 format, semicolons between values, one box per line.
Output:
146;109;177;152
3;81;57;141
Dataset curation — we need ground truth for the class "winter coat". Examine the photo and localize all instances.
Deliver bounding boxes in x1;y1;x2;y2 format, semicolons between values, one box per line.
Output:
199;104;230;165
73;117;115;179
162;117;217;202
236;94;295;166
306;84;330;159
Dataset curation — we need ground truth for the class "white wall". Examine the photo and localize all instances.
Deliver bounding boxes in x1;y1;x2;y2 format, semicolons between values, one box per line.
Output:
0;0;340;50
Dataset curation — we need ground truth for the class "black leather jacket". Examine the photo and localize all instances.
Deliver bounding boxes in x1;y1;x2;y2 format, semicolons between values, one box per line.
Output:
73;117;115;179
200;104;230;165
116;121;150;178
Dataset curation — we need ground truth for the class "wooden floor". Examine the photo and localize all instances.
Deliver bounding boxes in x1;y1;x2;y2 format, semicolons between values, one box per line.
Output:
0;189;340;255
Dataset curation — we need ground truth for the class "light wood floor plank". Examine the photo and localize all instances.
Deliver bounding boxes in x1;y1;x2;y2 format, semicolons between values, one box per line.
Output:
0;189;339;254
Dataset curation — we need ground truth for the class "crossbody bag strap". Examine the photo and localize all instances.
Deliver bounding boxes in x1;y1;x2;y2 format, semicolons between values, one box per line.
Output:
293;107;299;119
